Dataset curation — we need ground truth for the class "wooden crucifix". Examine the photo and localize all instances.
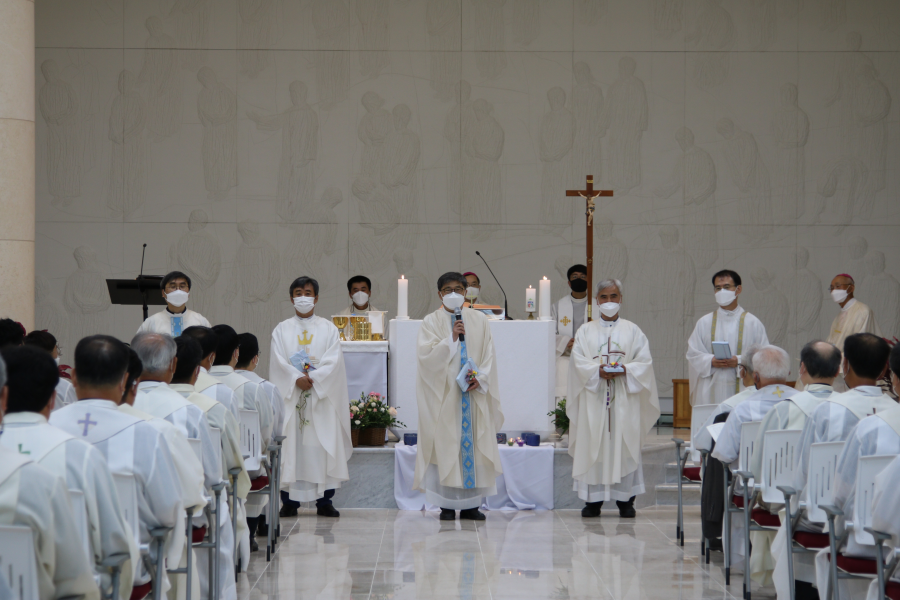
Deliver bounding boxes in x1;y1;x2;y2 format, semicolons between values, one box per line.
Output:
565;175;613;322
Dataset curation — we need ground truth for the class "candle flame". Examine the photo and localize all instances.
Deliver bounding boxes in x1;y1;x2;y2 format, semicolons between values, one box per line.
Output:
542;276;547;280
528;285;533;289
401;275;405;279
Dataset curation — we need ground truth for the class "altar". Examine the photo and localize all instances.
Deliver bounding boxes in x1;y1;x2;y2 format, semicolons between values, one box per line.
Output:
388;318;556;437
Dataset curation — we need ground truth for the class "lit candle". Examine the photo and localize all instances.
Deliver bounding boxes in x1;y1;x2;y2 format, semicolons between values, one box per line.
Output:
539;277;551;320
525;286;536;313
397;275;409;319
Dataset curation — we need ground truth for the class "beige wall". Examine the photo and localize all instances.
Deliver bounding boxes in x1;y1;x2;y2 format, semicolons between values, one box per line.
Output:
33;0;900;387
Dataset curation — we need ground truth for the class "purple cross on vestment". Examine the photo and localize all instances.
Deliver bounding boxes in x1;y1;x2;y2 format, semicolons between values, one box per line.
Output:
78;413;98;436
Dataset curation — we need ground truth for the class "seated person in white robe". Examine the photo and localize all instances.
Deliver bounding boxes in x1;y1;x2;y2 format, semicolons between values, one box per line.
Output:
137;271;211;336
181;326;240;420
337;275;387;339
567;279;660;518
687;270;769;406
0;347;132;600
869;451;900;600
49;335;184;598
24;330;77;411
414;272;504;521
693;346;762;453
270;276;352;518
236;333;285;439
550;264;594;399
746;341;841;588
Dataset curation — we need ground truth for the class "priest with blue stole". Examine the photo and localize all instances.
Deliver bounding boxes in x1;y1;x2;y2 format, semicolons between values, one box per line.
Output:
137;271;211;336
414;272;504;521
269;276;352;518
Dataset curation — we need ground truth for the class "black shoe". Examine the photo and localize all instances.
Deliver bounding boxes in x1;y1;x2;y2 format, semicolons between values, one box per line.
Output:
316;504;340;517
459;508;486;521
440;508;456;521
250;537;259;552
279;505;298;518
707;538;723;552
581;503;601;518
257;520;268;537
618;505;636;518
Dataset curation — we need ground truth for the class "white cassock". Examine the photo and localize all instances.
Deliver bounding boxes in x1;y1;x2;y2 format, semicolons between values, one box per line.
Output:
747;385;832;587
50;400;184;589
686;306;769;406
337;302;387;339
0;413;134;600
551;294;600;399
208;366;274;518
236;370;285;438
195;367;240;421
0;446;99;600
815;405;900;600
414;307;504;510
867;455;900;600
171;383;245;600
136;308;210;336
270;314;353;502
52;378;78;412
692;387;757;454
567;318;660;502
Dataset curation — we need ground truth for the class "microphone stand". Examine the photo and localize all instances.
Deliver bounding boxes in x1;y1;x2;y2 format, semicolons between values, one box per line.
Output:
138;244;149;320
475;251;511;320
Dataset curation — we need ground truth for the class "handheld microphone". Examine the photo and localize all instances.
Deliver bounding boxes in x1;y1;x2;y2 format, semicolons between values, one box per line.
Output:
454;307;465;342
475;250;510;320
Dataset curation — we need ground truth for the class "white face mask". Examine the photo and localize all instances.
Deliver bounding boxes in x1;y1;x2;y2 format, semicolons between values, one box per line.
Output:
598;302;620;318
715;289;737;307
293;296;316;314
465;287;479;301
442;292;465;311
831;289;848;304
166;289;189;307
352;291;369;306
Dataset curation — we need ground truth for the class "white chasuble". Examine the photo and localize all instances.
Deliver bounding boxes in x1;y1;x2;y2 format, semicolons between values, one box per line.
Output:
269;315;352;502
414;308;504;509
686;306;769;406
567;318;660;502
137;308;210;336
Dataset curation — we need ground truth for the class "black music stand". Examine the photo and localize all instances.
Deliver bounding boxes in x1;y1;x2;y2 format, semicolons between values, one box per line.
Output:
106;276;165;322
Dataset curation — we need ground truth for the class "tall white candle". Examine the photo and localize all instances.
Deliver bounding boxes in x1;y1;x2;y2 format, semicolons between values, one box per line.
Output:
539;277;551;320
525;286;536;313
397;276;409;319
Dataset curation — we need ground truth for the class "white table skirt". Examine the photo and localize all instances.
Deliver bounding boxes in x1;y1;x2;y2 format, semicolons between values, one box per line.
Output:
393;443;555;511
341;341;388;401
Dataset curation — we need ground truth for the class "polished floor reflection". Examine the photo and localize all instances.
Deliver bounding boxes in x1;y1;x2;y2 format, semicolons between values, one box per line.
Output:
238;506;771;600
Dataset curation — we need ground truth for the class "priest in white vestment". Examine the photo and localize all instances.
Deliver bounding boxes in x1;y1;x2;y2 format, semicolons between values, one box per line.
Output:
821;274;881;392
692;346;761;454
137;271;211;337
414;272;504;521
50;336;185;595
337;275;387;339
567;279;660;518
869;449;900;600
687;270;769;406
236;333;285;438
550;264;600;399
169;336;243;600
23;330;78;411
270;276;352;517
181;326;240;420
0;347;134;600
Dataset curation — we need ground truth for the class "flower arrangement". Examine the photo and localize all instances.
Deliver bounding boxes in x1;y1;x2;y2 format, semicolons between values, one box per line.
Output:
350;392;405;430
465;368;478;386
547;398;569;434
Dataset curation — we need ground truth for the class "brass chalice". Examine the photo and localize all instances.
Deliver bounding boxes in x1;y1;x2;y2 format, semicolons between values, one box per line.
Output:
332;316;349;341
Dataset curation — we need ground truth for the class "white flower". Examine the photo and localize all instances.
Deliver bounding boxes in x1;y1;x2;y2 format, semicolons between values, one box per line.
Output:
381;408;385;412
350;405;359;413
388;407;398;416
370;402;376;407
354;420;361;425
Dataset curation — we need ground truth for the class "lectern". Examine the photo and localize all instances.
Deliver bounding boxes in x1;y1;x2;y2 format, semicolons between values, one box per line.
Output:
106;276;165;322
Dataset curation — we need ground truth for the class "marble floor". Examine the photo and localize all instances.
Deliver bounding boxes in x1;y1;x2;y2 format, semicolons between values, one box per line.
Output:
237;505;775;600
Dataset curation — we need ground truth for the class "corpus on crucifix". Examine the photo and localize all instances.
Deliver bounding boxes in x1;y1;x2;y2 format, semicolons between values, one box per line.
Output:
566;175;613;322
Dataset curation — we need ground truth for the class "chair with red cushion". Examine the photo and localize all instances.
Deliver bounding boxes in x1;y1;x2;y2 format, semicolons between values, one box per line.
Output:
723;420;762;598
672;403;718;553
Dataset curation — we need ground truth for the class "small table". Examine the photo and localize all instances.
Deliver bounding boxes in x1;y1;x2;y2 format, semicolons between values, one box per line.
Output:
341;341;388;402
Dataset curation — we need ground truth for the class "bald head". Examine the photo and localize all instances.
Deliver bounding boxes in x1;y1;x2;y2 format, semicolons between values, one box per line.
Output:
799;340;841;385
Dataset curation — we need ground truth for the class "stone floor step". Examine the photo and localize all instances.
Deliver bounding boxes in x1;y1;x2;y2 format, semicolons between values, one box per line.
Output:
655;483;701;506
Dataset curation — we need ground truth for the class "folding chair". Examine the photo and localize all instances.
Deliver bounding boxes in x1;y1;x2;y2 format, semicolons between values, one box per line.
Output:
723;420;761;593
672;403;718;550
193;427;225;600
0;525;39;600
271;435;286;543
865;527;900;600
777;441;845;600
164;438;209;600
113;472;170;600
821;454;900;600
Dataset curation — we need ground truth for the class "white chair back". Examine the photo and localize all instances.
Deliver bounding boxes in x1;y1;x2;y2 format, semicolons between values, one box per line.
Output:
852;454;899;546
239;410;261;471
760;430;803;504
0;525;39;600
208;427;223;478
112;472;140;579
68;488;93;565
738;421;762;473
805;441;845;524
689;404;718;460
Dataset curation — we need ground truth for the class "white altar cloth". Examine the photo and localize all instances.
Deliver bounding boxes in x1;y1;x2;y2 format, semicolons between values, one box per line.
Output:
393;443;555;511
341;341;388;401
388;319;555;436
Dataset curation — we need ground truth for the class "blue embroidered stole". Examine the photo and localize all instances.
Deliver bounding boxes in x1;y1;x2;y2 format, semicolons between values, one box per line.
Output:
459;326;476;490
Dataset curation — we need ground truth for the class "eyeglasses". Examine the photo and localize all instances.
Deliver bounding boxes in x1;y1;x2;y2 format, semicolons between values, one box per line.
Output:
440;287;466;294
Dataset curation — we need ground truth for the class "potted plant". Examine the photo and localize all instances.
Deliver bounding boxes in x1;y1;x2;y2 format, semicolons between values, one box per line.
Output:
548;398;569;435
352;392;405;446
349;399;364;447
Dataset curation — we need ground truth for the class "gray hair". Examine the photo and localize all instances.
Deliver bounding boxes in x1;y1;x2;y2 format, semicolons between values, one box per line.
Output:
596;278;623;296
130;332;177;375
752;345;791;380
0;353;6;389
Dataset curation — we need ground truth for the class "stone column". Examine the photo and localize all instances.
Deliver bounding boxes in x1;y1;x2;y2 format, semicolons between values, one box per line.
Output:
0;0;35;328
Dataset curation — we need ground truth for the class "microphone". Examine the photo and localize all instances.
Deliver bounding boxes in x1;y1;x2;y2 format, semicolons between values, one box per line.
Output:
454;307;465;342
139;243;147;281
138;244;149;320
475;251;511;320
